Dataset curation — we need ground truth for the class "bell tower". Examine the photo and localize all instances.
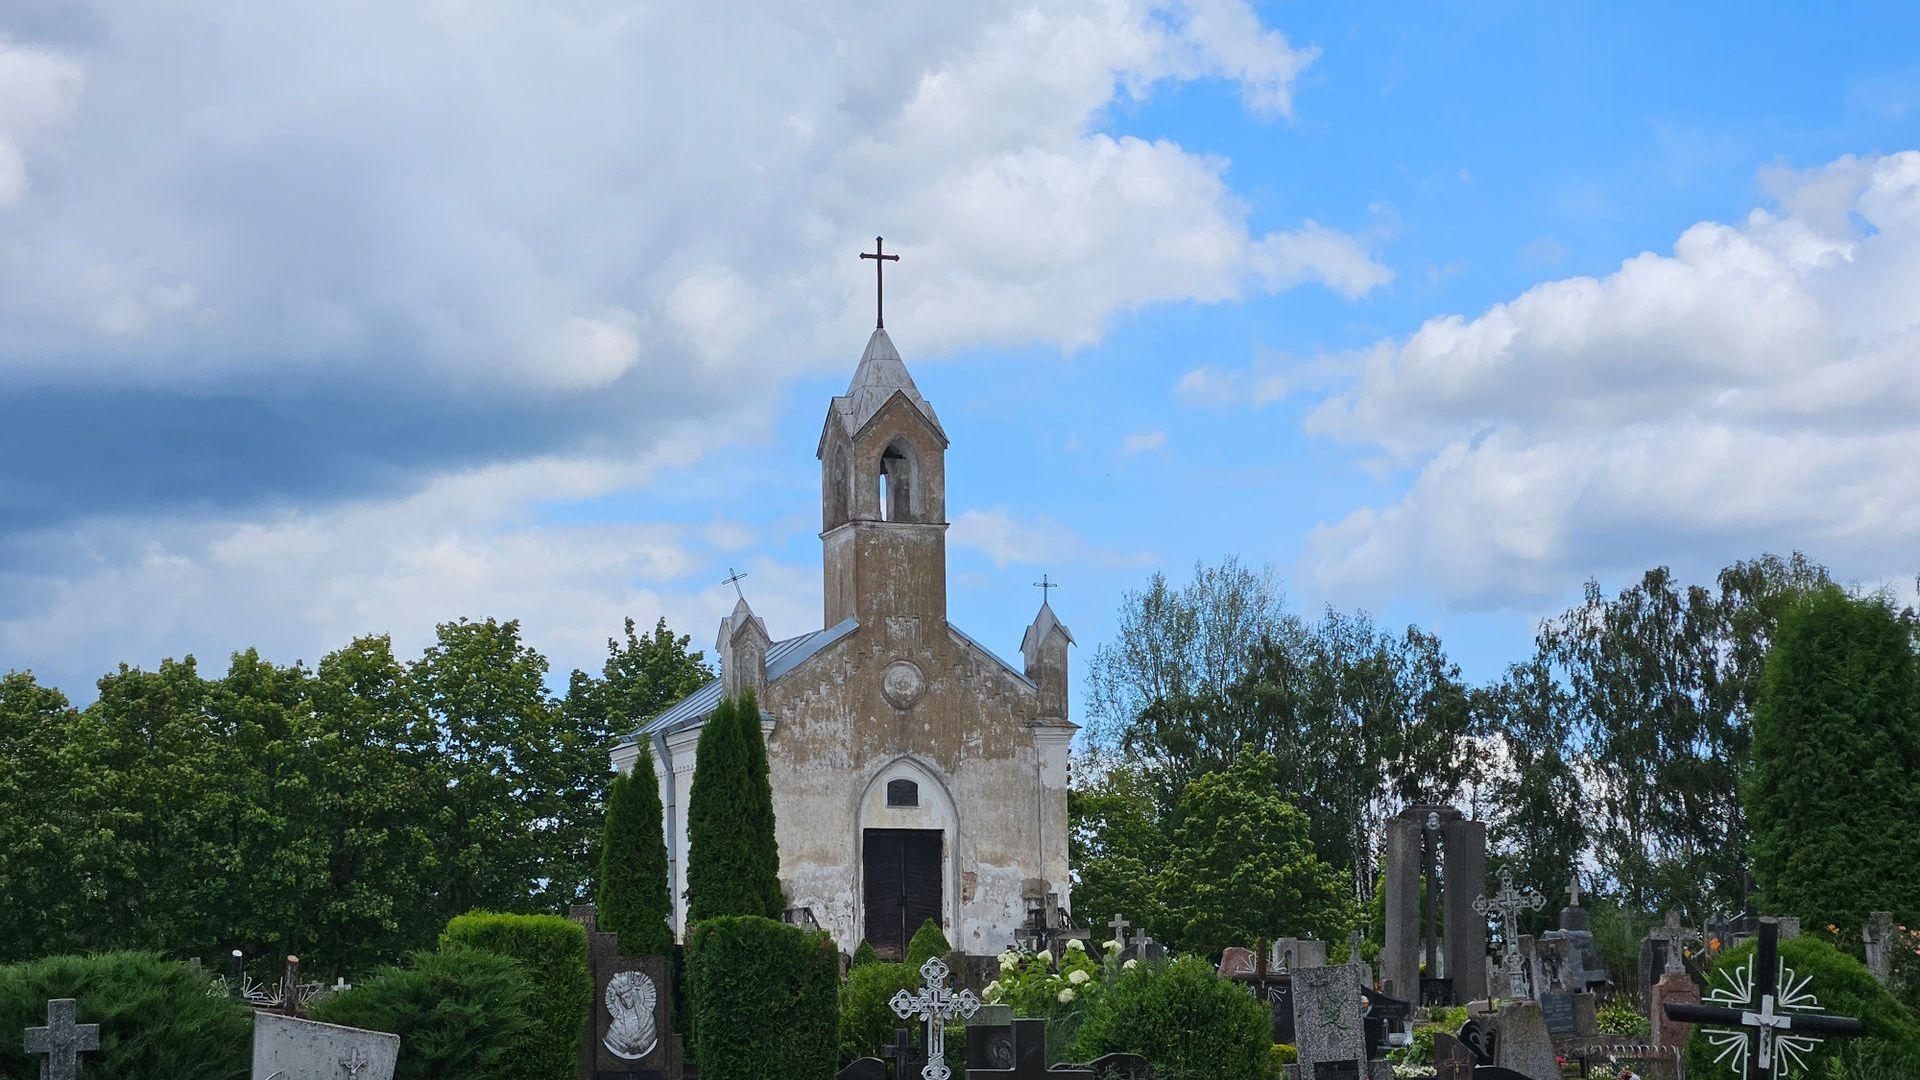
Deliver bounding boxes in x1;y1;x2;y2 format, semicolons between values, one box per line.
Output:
817;326;949;627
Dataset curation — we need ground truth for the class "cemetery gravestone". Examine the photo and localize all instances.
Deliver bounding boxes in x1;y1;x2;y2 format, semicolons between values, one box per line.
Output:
1382;805;1487;1005
1492;1000;1559;1080
1663;918;1866;1078
1433;1032;1476;1080
24;999;99;1080
1272;937;1328;971
836;1060;887;1080
891;957;981;1080
1538;991;1576;1035
879;1027;923;1080
1651;970;1700;1051
1291;965;1391;1080
1865;911;1895;985
583;930;683;1080
967;1004;1017;1071
251;1012;399;1080
1474;869;1545;999
965;1018;1093;1079
1066;1052;1151;1079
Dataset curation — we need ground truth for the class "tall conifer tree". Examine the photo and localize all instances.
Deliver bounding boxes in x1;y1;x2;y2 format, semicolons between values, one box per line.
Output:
1748;587;1920;930
684;693;784;922
599;749;674;956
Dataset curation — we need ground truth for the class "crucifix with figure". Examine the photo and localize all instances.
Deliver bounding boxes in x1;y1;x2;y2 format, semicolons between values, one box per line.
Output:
860;236;901;330
890;957;980;1080
1474;868;1545;997
1664;918;1864;1078
1649;910;1705;976
25;999;100;1080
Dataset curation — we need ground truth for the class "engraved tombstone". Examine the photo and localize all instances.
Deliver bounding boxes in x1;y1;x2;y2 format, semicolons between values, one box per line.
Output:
584;930;683;1080
1291;965;1366;1080
251;1012;399;1080
1492;1000;1559;1080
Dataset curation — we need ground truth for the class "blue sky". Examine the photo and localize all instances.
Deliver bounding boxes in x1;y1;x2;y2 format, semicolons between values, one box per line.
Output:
2;1;1917;705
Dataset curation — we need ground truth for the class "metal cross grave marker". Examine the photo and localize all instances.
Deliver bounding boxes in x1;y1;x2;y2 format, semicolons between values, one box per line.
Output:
881;1027;920;1079
1474;867;1545;997
1663;919;1865;1079
24;998;100;1080
890;957;980;1080
859;236;901;330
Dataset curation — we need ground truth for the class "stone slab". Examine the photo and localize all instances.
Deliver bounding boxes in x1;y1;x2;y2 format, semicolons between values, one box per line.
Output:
1492;1000;1558;1080
1650;971;1698;1050
251;1012;398;1080
1292;965;1366;1073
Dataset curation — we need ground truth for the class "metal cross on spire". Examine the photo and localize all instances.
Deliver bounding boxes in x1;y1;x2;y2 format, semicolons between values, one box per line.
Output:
1665;918;1865;1079
1033;574;1058;602
722;567;749;601
1474;868;1545;997
860;236;901;330
890;957;980;1080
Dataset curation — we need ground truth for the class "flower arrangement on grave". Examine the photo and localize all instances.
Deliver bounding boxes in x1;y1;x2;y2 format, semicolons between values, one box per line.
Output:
982;938;1108;1062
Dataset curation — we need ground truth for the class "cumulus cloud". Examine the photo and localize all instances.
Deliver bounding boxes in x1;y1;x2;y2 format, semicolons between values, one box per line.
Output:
0;37;81;207
1120;430;1169;455
951;507;1157;570
1302;151;1920;607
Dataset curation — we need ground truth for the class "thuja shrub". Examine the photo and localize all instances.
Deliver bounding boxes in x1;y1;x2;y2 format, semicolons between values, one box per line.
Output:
1683;933;1920;1078
1070;956;1269;1080
688;916;838;1080
441;913;590;1080
313;945;538;1080
0;952;251;1080
906;919;951;970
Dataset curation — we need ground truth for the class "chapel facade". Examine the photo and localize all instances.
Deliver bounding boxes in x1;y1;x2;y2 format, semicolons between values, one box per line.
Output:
610;325;1076;959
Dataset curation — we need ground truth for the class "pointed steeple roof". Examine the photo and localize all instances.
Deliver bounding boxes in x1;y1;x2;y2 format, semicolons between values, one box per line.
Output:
825;328;946;443
1020;600;1075;655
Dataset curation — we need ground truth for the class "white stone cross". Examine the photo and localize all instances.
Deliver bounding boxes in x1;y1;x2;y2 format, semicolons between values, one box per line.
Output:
890;957;981;1080
1474;868;1545;997
24;999;100;1080
1107;912;1130;946
1648;910;1704;976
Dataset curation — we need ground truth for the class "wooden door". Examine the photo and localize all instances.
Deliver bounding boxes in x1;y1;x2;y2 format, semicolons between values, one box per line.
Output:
862;828;943;959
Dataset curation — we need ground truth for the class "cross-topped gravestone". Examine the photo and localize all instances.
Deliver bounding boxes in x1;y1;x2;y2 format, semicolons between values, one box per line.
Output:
1106;913;1130;947
1475;869;1546;997
890;957;980;1080
1664;918;1866;1079
1648;910;1704;976
24;999;99;1080
881;1026;922;1079
966;1018;1093;1079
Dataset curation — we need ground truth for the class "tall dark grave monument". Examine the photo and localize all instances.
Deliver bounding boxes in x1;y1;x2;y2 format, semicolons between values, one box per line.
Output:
1382;804;1487;1005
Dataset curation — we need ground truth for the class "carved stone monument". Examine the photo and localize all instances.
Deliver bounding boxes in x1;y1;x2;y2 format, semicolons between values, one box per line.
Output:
1381;804;1487;1005
251;1012;399;1080
582;928;683;1080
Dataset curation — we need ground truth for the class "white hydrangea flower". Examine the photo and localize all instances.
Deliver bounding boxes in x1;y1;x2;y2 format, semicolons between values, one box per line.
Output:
998;951;1019;971
1123;958;1139;970
983;980;1002;1002
1065;938;1086;952
1057;987;1076;1004
1067;968;1090;985
1102;939;1120;952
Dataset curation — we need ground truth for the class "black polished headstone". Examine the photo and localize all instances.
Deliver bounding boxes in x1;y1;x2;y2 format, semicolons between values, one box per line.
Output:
1539;991;1576;1034
1269;979;1296;1044
835;1060;886;1080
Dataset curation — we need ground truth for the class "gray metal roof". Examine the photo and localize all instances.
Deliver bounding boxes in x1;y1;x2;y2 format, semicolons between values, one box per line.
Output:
630;616;860;740
829;328;946;440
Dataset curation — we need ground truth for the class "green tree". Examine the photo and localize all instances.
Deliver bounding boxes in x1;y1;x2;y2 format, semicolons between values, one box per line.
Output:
1154;753;1352;956
1479;655;1586;932
411;618;561;920
599;756;674;956
1747;588;1920;929
683;694;784;922
906;919;950;969
0;672;85;961
1068;765;1168;944
1543;552;1832;916
552;619;710;908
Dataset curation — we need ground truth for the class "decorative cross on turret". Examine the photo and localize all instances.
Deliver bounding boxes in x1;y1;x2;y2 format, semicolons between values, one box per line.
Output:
722;567;749;600
1033;574;1058;602
1648;910;1705;976
1664;919;1865;1079
24;999;100;1080
890;957;981;1080
1474;868;1545;997
859;236;901;330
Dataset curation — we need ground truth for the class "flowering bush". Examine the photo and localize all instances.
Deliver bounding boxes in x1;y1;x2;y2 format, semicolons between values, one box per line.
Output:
1594;997;1649;1038
983;941;1106;1062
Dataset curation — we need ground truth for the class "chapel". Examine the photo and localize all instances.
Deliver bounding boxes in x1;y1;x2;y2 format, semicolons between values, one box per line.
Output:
610;318;1076;959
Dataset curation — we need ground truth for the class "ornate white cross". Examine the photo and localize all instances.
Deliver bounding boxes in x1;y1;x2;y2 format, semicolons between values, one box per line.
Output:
890;957;981;1080
1473;868;1545;997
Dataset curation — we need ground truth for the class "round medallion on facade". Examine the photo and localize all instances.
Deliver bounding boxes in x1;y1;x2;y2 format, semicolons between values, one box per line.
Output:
881;659;927;709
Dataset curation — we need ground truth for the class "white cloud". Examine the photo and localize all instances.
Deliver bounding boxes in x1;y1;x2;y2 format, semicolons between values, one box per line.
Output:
1120;430;1169;455
0;0;1364;393
951;507;1157;570
1178;361;1290;408
1302;151;1920;607
0;37;81;208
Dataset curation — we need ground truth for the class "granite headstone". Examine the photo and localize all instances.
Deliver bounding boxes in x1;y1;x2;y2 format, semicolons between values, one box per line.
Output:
251;1012;399;1080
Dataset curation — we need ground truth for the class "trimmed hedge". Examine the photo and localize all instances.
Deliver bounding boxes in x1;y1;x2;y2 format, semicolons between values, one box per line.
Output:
600;752;676;957
838;961;918;1065
0;952;251;1080
441;913;589;1080
849;940;881;970
312;945;538;1080
906;919;950;970
1070;956;1271;1080
1683;932;1920;1078
688;915;838;1080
